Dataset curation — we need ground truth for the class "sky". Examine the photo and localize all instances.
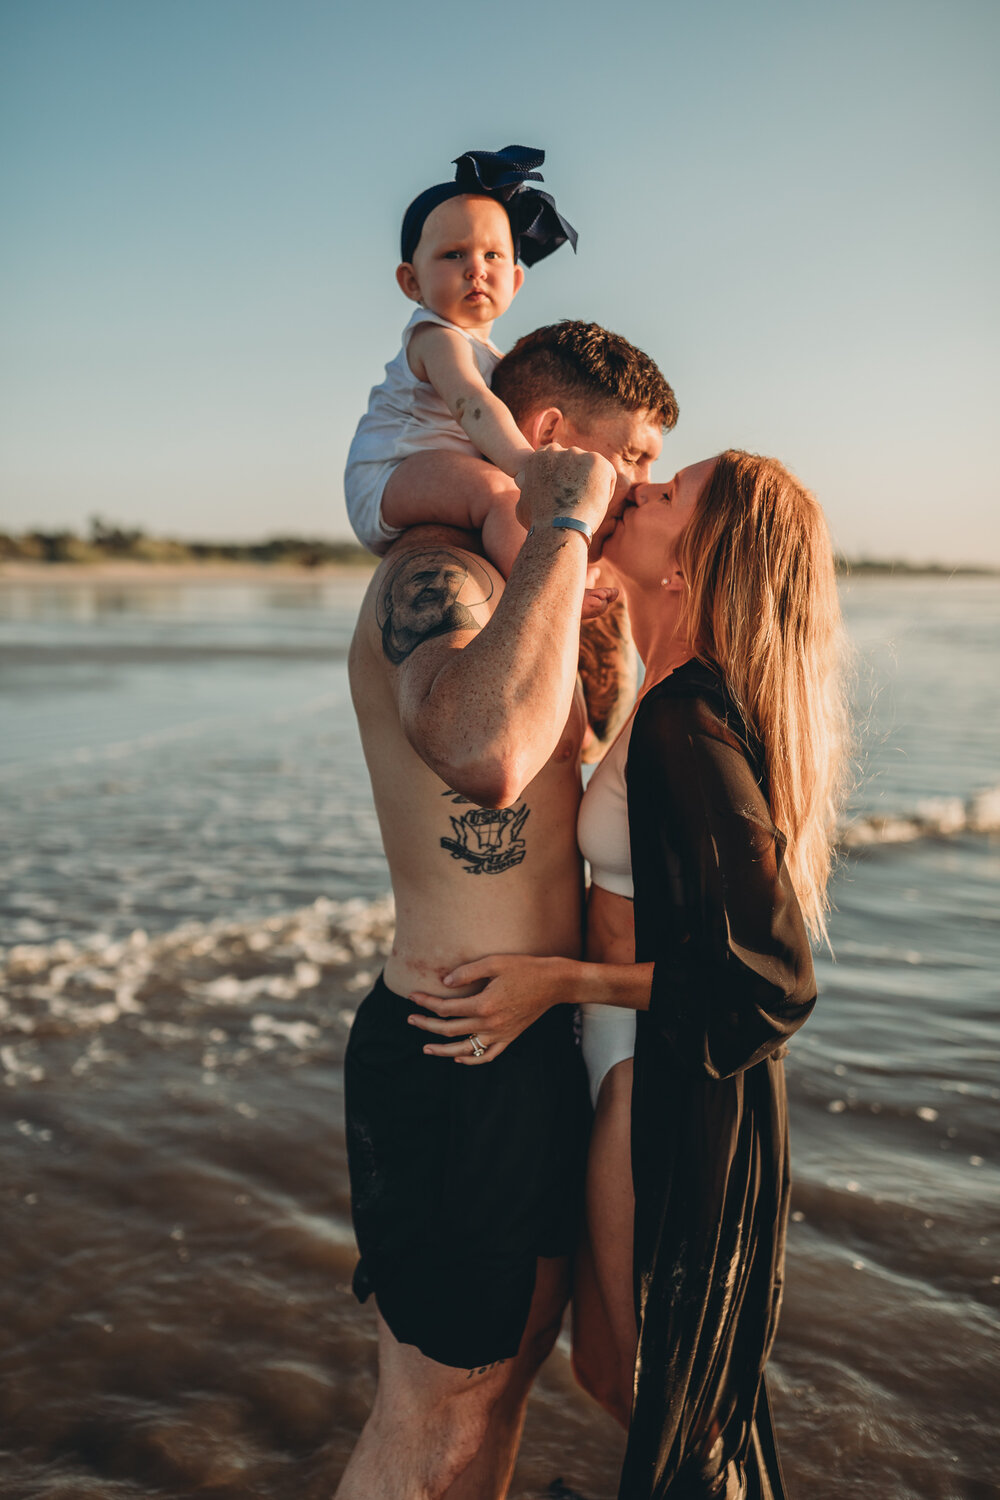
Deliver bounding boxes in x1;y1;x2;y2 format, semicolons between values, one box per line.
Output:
1;0;997;564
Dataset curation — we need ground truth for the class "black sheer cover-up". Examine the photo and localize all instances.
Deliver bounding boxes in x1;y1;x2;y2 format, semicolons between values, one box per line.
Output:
620;661;817;1500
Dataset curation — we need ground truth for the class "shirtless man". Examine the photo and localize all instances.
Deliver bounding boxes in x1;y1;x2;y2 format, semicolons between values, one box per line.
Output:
337;322;678;1500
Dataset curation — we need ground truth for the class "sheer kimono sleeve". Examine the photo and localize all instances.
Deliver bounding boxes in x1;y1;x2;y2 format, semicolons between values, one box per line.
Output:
628;691;817;1080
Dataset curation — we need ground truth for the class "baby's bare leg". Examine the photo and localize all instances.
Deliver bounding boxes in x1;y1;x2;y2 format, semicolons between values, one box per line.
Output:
478;498;528;578
382;452;525;577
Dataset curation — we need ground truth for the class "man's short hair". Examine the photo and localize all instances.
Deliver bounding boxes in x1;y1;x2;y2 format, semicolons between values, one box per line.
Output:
491;320;678;432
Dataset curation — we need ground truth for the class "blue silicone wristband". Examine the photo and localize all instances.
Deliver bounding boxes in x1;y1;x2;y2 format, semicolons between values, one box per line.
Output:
549;516;594;542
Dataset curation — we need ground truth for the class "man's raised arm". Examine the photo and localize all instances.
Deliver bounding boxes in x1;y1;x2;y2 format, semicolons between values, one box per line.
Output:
386;446;615;806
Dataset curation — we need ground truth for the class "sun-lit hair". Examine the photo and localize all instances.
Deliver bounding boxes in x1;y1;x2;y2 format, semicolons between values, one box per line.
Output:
677;450;849;945
491;320;678;432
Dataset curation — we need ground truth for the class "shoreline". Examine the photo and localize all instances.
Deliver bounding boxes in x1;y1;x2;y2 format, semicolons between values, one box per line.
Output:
1;558;997;586
0;559;378;586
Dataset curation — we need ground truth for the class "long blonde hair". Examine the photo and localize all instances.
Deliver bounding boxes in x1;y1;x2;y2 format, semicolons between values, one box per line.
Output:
677;450;848;945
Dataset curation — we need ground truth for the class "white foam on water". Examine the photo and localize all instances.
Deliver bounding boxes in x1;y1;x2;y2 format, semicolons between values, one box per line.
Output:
0;895;396;1075
839;782;1000;846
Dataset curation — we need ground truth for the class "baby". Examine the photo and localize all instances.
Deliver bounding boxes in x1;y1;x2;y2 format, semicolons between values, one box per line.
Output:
344;146;578;576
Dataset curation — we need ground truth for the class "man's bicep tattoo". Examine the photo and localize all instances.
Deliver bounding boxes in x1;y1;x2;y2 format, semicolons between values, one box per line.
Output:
376;548;494;665
440;789;530;875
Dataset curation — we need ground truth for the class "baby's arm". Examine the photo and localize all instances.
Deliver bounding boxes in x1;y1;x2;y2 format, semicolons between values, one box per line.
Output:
382;325;616;601
408;324;533;479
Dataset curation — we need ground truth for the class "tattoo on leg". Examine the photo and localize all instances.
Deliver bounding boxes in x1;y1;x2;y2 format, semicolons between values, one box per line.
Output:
376;548;493;664
440;789;530;875
466;1358;508;1379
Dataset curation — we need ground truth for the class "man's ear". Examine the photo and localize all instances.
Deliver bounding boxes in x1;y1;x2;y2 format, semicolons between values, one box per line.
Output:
396;263;423;303
522;406;566;450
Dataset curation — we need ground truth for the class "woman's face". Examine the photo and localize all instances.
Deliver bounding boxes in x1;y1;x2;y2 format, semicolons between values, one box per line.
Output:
604;457;717;587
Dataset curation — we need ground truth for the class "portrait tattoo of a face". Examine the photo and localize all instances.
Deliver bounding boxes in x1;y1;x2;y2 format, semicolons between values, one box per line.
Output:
376;549;494;665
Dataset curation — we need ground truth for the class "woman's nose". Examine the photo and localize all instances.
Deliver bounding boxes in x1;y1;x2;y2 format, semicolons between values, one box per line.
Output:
631;482;667;506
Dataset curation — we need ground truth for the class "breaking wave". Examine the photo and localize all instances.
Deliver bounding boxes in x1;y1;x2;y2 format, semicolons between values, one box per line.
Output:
3;782;998;1020
0;896;395;1080
838;784;1000;847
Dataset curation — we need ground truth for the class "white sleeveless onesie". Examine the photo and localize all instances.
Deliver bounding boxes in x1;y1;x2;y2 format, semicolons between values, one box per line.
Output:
577;715;637;1108
344;307;503;554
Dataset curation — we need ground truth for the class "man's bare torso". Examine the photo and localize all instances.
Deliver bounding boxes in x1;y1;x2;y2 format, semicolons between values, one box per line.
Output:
349;536;587;997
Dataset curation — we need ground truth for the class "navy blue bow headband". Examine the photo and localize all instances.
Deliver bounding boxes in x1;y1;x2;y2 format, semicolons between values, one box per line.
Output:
400;145;578;268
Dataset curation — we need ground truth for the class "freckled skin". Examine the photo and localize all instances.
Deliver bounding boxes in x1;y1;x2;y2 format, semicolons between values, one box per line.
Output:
338;447;622;1499
351;526;589;996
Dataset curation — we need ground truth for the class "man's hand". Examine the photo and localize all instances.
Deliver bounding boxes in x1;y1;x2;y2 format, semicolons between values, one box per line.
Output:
514;444;616;539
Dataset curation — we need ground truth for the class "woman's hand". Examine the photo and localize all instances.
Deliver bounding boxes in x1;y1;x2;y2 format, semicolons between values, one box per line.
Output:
409;954;583;1064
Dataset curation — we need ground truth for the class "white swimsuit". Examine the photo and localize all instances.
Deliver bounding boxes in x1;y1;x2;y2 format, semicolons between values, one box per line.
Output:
344;307;503;554
577;717;637;1108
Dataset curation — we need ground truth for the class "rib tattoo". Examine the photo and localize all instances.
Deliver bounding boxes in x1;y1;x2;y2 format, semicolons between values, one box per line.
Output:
440;789;530;875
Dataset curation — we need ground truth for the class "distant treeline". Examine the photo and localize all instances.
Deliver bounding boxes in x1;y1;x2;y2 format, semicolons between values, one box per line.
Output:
838;557;998;577
0;517;372;568
0;518;996;577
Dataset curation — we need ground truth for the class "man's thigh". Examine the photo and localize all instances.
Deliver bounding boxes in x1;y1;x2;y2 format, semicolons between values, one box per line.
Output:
369;1255;570;1449
344;974;589;1369
372;1307;512;1419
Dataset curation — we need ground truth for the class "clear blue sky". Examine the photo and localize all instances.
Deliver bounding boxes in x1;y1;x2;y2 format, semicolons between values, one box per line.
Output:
1;0;997;563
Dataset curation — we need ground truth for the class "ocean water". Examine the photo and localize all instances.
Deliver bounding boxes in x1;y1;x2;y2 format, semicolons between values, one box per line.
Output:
0;572;997;1499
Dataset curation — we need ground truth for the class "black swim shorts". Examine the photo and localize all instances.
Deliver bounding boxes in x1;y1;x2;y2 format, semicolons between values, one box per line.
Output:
344;972;590;1369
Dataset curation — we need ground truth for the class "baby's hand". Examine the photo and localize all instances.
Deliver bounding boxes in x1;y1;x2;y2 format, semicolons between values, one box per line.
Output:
511;448;535;489
581;586;619;620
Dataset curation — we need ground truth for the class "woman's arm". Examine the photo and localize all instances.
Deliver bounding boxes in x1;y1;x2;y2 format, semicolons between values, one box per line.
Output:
629;690;817;1080
409;954;654;1064
409;324;534;479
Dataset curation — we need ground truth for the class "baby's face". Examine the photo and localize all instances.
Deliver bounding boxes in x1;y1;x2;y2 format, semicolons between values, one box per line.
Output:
398;195;524;332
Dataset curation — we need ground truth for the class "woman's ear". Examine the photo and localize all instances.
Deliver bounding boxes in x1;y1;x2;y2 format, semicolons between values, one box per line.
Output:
659;568;685;592
396;263;423;303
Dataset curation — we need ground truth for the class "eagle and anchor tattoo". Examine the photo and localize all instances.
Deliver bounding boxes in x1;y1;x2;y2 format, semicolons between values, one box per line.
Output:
376;546;532;876
440;789;530;875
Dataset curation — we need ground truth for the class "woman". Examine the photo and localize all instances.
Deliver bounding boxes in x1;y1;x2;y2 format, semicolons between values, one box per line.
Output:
410;451;848;1498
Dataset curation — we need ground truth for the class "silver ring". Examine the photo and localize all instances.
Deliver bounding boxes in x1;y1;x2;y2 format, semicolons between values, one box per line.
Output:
469;1034;486;1058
